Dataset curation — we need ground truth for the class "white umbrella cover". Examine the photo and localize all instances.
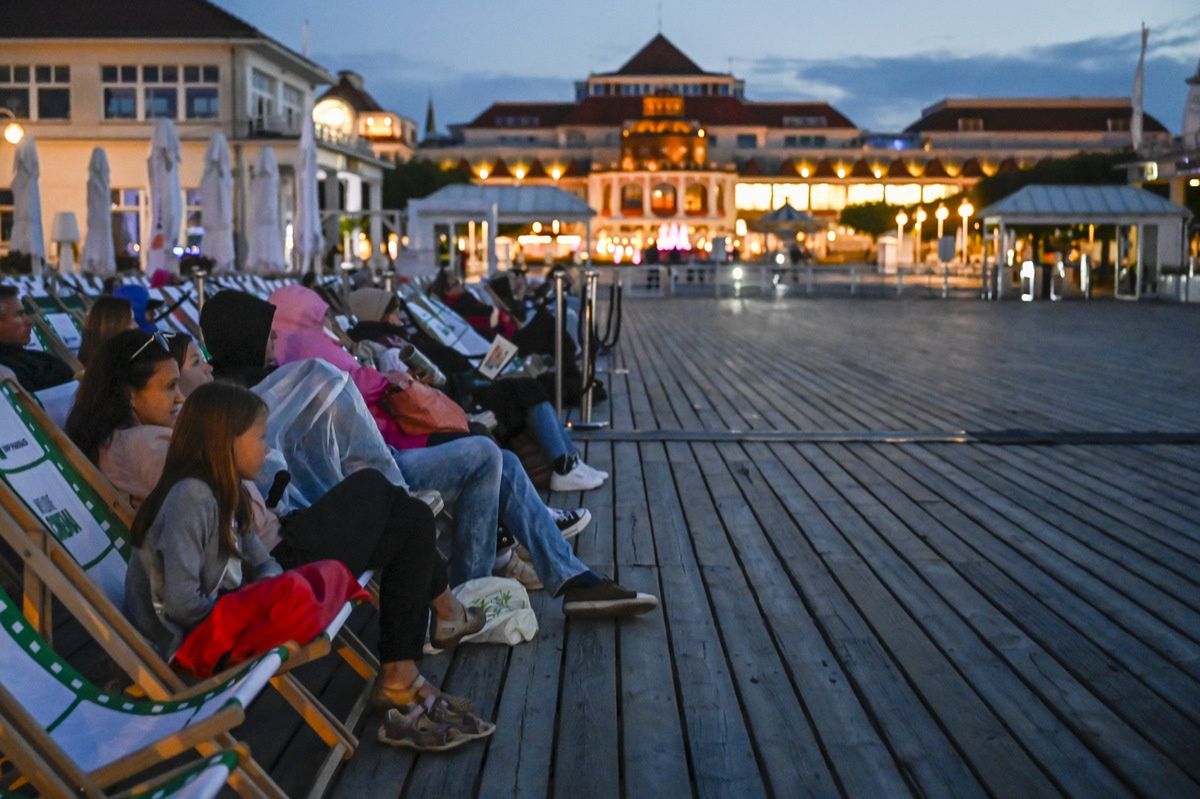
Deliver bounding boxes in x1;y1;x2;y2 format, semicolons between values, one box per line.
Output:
146;118;183;274
246;146;284;274
9;135;45;272
81;147;116;274
199;132;235;272
294;116;324;273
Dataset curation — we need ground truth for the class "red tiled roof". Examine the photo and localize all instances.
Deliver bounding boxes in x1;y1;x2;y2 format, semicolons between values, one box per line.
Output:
812;158;837;178
849;158;874;178
921;158;950;178
600;34;714;77
467;103;577;128
740;159;763;176
958;158;985;178
466;97;856;130
318;72;384;113
905;101;1168;134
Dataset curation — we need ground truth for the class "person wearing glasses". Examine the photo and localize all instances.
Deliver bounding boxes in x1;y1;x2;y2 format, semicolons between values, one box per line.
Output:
0;284;76;392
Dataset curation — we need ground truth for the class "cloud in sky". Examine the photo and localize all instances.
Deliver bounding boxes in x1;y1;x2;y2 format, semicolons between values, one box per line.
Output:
743;15;1200;131
318;14;1199;135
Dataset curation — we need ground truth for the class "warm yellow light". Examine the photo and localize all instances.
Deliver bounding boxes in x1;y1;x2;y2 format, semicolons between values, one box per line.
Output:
799;167;810;178
357;236;372;260
531;221;543;233
895;211;908;226
1190;178;1200;188
698;129;705;138
3;121;23;145
935;204;949;221
873;168;882;179
915;208;927;224
826;230;836;242
550;166;562;180
551;219;560;234
478;167;489;180
836;167;846;179
958;199;974;218
514;167;526;180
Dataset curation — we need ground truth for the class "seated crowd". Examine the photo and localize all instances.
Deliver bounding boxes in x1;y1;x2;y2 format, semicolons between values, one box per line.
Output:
1;271;653;755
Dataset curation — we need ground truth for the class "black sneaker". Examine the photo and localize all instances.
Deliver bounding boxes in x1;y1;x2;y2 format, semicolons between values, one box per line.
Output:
562;579;658;618
549;507;591;539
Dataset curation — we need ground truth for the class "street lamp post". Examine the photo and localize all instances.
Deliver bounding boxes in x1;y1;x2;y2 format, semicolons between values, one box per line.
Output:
935;204;950;297
914;208;927;265
958;199;974;265
895;210;908;267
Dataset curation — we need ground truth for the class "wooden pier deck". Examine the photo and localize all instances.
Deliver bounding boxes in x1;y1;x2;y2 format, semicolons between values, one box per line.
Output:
251;297;1200;798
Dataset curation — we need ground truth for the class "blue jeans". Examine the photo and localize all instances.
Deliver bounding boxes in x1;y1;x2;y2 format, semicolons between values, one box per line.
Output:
392;438;588;594
527;401;573;463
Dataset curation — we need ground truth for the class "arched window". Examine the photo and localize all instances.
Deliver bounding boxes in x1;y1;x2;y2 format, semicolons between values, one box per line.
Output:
650;183;677;217
620;183;644;215
684;184;708;216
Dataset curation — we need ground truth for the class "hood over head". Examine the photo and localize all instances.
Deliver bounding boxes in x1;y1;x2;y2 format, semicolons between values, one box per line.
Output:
348;288;394;323
112;284;163;333
269;285;329;336
200;290;276;382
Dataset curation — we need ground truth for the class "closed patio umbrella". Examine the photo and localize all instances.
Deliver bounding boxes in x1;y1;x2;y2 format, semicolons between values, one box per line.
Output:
246;146;284;274
199;132;235;272
293;117;324;274
9;135;45;273
80;147;116;274
147;118;183;274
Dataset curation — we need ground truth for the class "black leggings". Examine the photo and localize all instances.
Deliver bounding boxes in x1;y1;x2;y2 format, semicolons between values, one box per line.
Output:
270;469;446;662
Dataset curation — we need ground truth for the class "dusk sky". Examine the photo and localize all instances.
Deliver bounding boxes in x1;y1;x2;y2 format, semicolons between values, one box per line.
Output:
217;0;1199;134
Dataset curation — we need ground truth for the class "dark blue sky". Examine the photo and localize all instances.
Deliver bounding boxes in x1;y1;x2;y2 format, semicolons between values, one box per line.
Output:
218;0;1198;133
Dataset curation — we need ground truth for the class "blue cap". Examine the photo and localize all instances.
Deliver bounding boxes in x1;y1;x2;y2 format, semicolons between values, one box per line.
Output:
112;284;163;334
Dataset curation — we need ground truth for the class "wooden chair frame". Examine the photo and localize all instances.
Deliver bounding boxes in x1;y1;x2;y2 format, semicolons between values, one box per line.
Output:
0;380;380;798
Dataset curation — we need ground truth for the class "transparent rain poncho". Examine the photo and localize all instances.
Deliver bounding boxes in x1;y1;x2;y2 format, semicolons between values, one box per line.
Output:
251;359;407;511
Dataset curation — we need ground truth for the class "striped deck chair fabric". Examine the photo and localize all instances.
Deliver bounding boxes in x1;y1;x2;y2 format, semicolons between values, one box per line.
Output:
0;585;281;784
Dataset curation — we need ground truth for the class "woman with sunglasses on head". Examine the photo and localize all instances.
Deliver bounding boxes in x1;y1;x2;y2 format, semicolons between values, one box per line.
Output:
67;330;495;747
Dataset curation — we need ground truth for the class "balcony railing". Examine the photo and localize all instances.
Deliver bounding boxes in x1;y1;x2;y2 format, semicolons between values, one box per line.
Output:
233;115;378;159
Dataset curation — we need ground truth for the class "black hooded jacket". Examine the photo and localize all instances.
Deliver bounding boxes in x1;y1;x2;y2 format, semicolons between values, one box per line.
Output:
199;290;277;387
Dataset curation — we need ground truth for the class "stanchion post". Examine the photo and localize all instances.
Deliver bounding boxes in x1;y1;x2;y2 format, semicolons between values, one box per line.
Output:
553;270;565;420
942;264;949;299
569;270;609;430
896;266;904;298
193;269;207;312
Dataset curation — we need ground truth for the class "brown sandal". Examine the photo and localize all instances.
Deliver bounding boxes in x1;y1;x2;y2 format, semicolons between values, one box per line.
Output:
377;706;472;752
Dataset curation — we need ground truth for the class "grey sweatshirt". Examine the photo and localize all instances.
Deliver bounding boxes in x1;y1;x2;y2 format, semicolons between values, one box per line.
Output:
124;478;283;658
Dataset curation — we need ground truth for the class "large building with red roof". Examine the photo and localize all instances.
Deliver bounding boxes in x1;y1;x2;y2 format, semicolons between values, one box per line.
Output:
420;34;1169;262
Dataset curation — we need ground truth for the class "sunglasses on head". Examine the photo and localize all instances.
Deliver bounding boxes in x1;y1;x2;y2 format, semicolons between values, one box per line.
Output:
129;330;177;362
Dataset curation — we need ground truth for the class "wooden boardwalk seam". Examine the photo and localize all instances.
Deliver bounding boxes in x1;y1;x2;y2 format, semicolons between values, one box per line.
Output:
233;299;1200;797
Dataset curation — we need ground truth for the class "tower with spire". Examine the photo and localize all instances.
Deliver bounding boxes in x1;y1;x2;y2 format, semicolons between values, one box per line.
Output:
425;96;438;139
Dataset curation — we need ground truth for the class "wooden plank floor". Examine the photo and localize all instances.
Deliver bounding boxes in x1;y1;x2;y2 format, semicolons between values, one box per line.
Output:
242;297;1200;798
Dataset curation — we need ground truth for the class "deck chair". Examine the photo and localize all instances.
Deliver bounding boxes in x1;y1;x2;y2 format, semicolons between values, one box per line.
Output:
0;380;380;797
0;747;247;799
0;583;282;797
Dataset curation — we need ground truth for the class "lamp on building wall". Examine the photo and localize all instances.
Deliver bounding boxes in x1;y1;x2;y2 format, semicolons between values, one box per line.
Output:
958;199;974;264
0;108;24;145
895;210;908;257
935;204;949;240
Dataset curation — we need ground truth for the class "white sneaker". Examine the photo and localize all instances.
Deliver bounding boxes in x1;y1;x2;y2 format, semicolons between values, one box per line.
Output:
550;460;604;492
579;462;609;482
